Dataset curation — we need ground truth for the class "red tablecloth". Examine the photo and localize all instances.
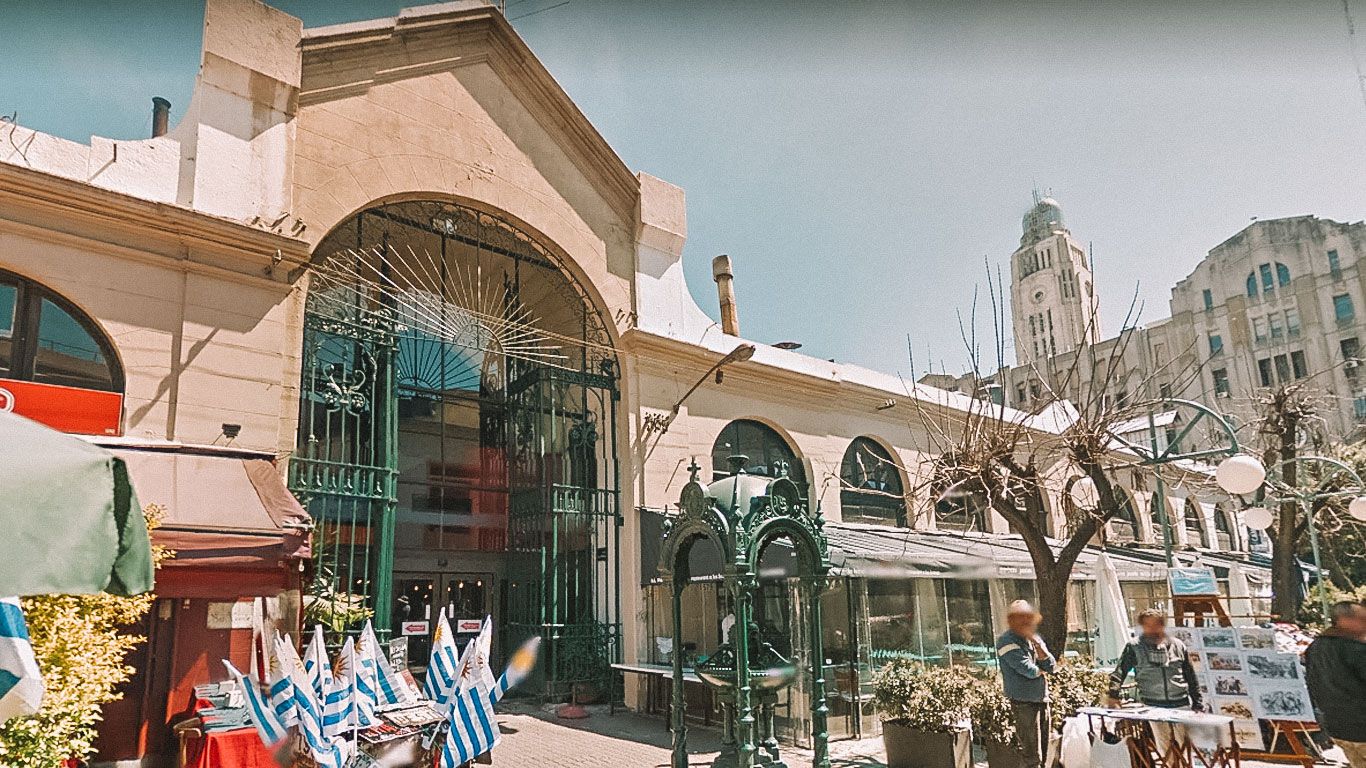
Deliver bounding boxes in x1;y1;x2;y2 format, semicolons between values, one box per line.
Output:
182;727;279;768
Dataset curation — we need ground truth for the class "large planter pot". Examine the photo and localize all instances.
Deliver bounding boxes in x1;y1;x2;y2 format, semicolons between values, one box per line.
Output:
882;721;972;768
983;740;1026;768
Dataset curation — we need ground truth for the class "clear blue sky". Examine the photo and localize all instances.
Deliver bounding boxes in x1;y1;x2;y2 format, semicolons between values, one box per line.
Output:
7;0;1366;376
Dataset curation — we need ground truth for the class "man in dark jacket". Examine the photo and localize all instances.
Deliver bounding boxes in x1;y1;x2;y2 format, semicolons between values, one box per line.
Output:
1305;601;1366;767
996;600;1056;768
1107;608;1204;711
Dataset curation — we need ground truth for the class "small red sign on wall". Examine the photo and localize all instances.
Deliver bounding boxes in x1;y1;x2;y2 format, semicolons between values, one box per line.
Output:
0;378;122;436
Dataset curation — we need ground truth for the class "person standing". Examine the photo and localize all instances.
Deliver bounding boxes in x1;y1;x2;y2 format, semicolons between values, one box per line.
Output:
1305;601;1366;767
997;600;1056;768
1106;608;1204;711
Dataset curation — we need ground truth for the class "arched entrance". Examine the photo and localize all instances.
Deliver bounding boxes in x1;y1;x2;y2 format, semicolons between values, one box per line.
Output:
290;199;621;700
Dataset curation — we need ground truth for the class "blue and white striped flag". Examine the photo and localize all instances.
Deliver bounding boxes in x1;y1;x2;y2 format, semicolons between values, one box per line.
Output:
303;625;332;703
338;636;377;729
278;634;350;768
424;615;461;706
264;632;297;727
439;634;542;767
360;620;416;705
0;597;42;723
223;659;288;747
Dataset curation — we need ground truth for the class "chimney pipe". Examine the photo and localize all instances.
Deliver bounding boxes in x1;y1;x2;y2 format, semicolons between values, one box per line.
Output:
711;254;740;336
151;97;171;138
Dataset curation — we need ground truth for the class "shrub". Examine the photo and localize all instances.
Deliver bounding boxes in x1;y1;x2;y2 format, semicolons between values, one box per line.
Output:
872;659;976;733
968;676;1016;745
1047;659;1109;730
0;505;171;768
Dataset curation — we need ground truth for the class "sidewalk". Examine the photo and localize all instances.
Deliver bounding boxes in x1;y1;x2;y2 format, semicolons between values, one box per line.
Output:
490;704;1349;767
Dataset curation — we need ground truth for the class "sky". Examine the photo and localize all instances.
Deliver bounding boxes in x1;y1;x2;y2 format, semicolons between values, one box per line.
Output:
7;0;1366;377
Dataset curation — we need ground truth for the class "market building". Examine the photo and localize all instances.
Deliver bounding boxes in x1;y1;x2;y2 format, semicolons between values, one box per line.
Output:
0;0;1276;761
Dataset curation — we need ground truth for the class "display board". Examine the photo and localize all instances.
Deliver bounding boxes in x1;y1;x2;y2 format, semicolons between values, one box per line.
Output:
1176;625;1314;749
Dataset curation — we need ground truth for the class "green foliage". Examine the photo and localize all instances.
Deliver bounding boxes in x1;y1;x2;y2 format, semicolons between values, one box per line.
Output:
966;659;1108;745
0;505;171;768
304;540;373;637
872;659;977;733
1299;583;1366;631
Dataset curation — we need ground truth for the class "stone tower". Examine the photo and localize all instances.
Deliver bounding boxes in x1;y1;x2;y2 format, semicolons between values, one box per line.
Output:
1010;194;1101;366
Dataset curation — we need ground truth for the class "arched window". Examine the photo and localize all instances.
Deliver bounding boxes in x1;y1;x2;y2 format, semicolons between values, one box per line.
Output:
0;270;121;392
1213;505;1236;550
933;475;990;533
1108;491;1141;543
1276;262;1291;286
711;419;804;485
840;437;905;525
1246;273;1258;298
1182;499;1207;548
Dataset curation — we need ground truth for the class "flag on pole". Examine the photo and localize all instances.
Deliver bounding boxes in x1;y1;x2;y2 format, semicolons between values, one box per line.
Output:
264;632;297;727
492;635;541;703
0;598;42;724
277;634;350;768
223;659;289;748
470;617;497;692
439;633;542;768
337;636;377;728
424;615;461;706
360;620;417;705
303;625;332;702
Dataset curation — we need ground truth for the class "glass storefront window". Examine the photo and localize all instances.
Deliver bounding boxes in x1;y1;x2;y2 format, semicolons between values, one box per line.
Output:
867;578;948;665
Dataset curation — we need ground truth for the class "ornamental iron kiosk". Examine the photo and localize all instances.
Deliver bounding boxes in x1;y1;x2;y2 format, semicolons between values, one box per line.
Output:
658;457;832;768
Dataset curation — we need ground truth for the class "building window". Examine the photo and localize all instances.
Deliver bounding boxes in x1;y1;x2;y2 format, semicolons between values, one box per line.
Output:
1108;493;1141;543
1257;358;1273;387
1345;338;1362;385
1259;263;1274;292
1246;273;1258;298
1285;308;1301;338
1329;249;1342;279
933;477;989;533
1208;333;1223;357
1016;384;1027;404
712;419;804;484
1252;317;1268;343
840;437;905;525
1159;381;1172;399
1291;350;1308;380
1268;313;1284;340
1214;507;1235;550
1183;500;1207;549
1356;396;1366;422
1212;368;1230;396
1334;293;1356;325
1274;354;1291;383
1202;289;1213;311
0;271;122;393
1276;262;1291;286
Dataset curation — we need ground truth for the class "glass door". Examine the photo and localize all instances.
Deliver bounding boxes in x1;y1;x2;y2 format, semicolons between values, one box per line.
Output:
392;572;494;672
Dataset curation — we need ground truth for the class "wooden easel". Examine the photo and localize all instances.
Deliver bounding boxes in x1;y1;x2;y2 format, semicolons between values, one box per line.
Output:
1172;595;1231;628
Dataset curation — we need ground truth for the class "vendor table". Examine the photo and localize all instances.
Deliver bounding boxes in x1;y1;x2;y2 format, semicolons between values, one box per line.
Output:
1079;706;1239;768
180;726;280;768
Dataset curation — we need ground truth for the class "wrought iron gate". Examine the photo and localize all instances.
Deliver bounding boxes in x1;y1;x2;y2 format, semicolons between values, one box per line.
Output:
289;200;622;700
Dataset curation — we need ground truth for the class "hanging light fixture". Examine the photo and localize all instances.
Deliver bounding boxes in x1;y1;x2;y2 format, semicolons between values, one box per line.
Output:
1216;454;1267;496
1243;506;1275;531
1349;496;1366;522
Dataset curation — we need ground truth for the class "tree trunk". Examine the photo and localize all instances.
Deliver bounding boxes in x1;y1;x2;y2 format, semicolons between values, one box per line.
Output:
1270;504;1304;621
1035;566;1070;654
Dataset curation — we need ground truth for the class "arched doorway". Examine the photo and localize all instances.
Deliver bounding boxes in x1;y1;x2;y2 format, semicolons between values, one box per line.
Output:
290;199;621;700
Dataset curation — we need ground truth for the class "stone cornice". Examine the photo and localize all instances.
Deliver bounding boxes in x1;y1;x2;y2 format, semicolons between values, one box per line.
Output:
298;4;639;223
0;162;311;279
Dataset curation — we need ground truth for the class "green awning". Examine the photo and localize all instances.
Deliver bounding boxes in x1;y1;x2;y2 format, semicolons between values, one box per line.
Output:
0;411;154;597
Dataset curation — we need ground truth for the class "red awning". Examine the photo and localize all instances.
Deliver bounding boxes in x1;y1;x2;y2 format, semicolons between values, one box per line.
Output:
111;446;311;597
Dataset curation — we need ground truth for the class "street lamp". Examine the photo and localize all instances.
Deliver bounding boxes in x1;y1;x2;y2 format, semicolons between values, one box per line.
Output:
1113;399;1246;566
642;344;756;437
1238;455;1366;617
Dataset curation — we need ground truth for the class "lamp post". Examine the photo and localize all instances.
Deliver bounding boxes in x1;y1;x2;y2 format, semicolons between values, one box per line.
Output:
643;343;756;437
1112;399;1251;566
1239;455;1366;618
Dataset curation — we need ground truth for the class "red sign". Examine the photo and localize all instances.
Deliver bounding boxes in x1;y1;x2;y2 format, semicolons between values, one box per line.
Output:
401;621;429;636
456;619;483;634
0;378;122;436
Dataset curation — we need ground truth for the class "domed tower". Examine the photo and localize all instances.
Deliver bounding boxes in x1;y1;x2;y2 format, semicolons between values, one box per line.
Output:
1010;193;1100;367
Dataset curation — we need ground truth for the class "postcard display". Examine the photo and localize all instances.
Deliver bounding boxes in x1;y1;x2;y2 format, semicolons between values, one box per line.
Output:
1169;625;1312;750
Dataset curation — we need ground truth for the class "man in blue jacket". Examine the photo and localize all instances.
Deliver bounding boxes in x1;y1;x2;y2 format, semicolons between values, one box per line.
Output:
996;600;1056;768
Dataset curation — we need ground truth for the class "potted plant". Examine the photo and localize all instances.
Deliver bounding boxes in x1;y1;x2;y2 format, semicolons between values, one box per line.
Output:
969;677;1025;768
872;659;975;768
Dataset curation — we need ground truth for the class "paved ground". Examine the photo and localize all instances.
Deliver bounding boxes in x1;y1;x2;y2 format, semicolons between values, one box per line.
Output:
491;704;1348;767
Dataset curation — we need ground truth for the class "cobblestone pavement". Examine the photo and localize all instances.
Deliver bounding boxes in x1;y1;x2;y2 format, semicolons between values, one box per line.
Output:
492;704;1347;767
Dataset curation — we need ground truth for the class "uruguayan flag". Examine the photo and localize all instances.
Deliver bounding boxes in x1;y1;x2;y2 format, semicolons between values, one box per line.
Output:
303;625;332;702
440;634;542;767
360;620;416;705
469;617;497;692
492;635;541;703
424;615;461;706
0;598;42;723
223;659;288;747
278;634;350;768
264;632;297;727
338;636;377;728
